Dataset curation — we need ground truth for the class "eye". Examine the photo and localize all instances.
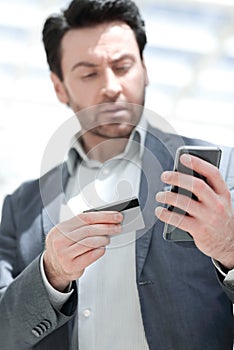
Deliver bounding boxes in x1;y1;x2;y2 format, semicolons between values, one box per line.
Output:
82;72;97;80
115;64;131;73
114;59;133;75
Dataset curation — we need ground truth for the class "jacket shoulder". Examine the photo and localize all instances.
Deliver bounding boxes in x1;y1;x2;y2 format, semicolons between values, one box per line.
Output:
4;164;67;221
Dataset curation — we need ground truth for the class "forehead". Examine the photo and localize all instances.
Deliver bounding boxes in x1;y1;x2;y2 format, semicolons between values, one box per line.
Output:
61;21;140;64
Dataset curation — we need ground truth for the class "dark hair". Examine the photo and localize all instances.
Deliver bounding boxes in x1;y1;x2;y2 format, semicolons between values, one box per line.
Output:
42;0;147;80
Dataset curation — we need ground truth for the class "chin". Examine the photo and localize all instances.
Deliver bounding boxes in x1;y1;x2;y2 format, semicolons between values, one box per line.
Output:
94;123;135;139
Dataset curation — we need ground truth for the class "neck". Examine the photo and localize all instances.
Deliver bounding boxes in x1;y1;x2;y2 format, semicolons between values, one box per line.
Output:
80;132;130;163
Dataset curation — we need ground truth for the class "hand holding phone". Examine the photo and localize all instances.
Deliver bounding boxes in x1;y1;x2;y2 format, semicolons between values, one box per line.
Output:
162;146;222;241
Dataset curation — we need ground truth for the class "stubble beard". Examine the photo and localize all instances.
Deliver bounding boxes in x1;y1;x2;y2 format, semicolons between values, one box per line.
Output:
66;89;146;140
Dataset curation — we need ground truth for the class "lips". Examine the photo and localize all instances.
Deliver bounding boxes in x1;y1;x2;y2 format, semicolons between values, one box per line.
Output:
95;103;129;122
97;110;130;125
97;102;129;114
100;109;127;117
102;107;125;113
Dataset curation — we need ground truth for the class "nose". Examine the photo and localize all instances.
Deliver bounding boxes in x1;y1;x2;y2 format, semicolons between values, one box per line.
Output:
101;68;122;99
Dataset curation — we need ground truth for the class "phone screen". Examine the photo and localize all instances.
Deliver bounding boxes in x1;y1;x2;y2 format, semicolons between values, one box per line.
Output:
163;146;222;241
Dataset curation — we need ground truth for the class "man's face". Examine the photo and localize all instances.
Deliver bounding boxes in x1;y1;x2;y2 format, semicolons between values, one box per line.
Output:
53;21;148;139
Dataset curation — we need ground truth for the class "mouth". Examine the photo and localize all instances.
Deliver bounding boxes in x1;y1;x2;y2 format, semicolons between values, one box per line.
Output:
99;109;128;119
97;104;130;122
101;108;126;113
97;102;128;113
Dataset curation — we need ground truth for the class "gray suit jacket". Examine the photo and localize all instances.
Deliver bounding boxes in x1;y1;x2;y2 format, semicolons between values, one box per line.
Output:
0;125;233;350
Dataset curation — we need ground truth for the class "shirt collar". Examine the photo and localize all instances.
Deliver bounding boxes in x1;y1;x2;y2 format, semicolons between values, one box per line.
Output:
67;115;148;176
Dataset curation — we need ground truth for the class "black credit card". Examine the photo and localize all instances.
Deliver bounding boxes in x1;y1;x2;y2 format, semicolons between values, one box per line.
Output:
84;197;145;233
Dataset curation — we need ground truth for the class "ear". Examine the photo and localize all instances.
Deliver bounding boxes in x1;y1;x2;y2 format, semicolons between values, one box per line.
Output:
142;58;149;87
50;72;69;104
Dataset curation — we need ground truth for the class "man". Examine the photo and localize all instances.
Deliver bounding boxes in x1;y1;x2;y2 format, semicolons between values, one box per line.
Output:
0;0;233;349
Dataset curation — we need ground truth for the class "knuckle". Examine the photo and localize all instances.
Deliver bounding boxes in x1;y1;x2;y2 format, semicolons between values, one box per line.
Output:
172;212;184;227
53;236;63;250
56;249;66;263
78;212;92;225
82;226;96;237
199;224;210;237
96;223;117;233
97;223;107;231
195;179;206;192
215;200;226;215
160;208;167;219
224;188;231;201
183;196;193;210
81;237;96;248
93;246;106;257
107;223;120;231
212;166;220;179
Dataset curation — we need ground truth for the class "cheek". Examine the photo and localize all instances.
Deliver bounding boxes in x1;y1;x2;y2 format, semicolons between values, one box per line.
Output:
123;69;146;100
65;79;99;108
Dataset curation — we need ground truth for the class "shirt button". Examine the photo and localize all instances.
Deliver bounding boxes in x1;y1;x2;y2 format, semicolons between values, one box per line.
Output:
83;309;91;318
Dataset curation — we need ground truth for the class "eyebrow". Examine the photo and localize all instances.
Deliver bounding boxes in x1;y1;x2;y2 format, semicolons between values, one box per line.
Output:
71;54;135;72
71;62;98;72
112;54;135;64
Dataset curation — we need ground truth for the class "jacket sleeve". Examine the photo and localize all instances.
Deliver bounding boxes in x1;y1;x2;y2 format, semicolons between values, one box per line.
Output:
0;193;77;350
216;146;234;302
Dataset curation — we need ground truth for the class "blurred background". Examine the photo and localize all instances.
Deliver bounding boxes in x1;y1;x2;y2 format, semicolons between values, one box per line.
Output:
0;0;234;209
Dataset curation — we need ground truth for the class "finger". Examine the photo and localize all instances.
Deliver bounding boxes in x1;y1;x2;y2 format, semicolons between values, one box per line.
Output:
63;222;122;243
156;191;202;217
73;247;106;272
155;206;197;235
180;154;227;196
58;211;123;231
67;235;110;258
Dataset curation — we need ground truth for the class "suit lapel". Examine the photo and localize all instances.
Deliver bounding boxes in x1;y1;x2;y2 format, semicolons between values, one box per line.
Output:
42;194;65;235
41;163;70;236
136;125;184;280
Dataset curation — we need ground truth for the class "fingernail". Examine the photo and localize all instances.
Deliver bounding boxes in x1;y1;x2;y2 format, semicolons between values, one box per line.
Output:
180;154;192;165
156;192;164;201
114;213;123;221
161;171;170;181
155;206;163;216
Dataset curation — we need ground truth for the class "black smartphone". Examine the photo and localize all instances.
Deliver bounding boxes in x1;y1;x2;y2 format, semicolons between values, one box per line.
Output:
163;146;222;241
